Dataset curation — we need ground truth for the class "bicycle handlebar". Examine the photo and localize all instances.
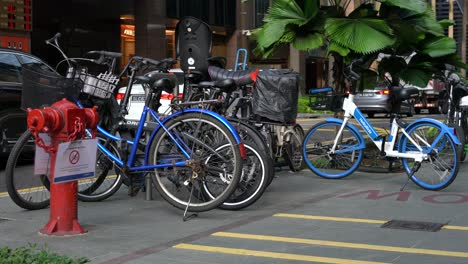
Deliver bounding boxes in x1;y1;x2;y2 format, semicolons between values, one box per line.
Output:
45;32;61;45
86;50;122;59
349;58;364;80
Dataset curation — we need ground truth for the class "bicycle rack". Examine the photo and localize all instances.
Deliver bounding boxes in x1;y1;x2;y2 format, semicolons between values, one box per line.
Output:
234;48;248;71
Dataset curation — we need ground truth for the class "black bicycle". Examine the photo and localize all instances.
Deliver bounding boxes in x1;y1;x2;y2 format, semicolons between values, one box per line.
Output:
439;72;468;162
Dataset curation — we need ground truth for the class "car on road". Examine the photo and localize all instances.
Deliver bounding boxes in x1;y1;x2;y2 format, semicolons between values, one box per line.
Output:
354;86;414;118
0;48;56;158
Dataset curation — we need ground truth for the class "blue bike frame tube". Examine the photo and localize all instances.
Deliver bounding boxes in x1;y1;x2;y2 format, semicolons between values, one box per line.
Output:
353;107;380;140
126;107;150;167
130;161;187;171
148;109;192;154
97;143;124;167
145;108;243;164
146;107;191;160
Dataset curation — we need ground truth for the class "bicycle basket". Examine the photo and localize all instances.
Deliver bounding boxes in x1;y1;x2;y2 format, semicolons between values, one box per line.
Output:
21;63;83;110
309;91;346;112
78;70;119;99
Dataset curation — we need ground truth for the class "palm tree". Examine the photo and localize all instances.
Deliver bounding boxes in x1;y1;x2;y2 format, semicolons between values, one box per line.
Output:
254;0;466;89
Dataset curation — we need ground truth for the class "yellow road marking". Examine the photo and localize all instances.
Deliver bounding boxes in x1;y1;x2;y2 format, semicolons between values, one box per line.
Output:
0;175;118;198
213;232;468;258
442;225;468;231
174;243;388;264
274;213;468;232
274;213;386;224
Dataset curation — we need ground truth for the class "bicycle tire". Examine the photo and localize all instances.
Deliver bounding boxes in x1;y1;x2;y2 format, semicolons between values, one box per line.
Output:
216;121;274;210
6;130;124;209
400;121;459;191
461;112;468;162
302;121;364;179
5;130;50;210
73;136;124;202
149;112;243;212
450;123;466;162
283;124;306;172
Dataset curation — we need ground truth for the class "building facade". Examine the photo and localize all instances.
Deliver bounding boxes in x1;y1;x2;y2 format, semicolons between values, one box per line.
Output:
1;0;465;90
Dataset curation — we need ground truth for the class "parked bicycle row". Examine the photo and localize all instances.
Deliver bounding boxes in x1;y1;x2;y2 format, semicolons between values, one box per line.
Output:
5;29;464;217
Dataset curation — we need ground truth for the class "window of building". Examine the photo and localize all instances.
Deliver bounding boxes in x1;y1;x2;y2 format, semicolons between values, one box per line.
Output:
167;0;236;27
255;0;270;27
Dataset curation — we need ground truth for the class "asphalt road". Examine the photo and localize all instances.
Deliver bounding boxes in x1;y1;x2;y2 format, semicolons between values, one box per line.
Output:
0;113;445;195
1;112;467;264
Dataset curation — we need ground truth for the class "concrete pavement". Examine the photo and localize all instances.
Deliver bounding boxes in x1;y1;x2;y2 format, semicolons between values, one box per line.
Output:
1;162;468;263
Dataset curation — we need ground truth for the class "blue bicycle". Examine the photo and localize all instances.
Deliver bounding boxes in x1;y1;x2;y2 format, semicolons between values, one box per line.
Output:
6;34;245;213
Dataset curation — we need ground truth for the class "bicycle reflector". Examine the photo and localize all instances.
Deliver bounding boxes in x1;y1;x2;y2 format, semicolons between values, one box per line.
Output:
116;92;125;101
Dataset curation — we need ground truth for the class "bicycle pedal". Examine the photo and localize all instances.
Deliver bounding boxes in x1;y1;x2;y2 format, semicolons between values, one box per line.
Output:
128;185;141;197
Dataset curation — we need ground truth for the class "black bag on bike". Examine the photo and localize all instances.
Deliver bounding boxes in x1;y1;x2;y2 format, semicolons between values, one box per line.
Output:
252;69;299;124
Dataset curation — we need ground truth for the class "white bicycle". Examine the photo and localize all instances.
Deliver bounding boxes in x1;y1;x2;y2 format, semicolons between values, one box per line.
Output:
303;60;461;191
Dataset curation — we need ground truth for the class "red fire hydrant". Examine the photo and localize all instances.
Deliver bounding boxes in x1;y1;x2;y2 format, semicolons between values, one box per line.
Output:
27;99;99;236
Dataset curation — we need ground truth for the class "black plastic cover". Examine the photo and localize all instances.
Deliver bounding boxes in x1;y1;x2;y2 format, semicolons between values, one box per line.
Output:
252;69;299;123
175;17;212;80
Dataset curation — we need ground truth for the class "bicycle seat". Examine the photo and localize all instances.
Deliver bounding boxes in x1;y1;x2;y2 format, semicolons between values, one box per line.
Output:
135;76;153;84
208;66;259;86
390;86;419;101
453;84;468;101
198;79;236;92
154;78;175;94
185;71;204;83
136;73;176;93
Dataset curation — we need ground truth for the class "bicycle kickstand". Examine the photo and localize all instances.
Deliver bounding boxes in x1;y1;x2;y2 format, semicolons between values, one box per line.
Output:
400;161;421;191
182;172;198;222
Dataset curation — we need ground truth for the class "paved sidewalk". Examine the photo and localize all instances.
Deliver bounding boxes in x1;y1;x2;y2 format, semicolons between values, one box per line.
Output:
1;166;468;264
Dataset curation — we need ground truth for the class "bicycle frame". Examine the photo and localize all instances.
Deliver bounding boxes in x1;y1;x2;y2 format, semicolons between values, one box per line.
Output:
330;94;453;162
80;101;244;172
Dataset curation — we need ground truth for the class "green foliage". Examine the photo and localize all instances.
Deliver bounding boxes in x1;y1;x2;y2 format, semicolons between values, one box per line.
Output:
325;18;395;54
421;37;457;57
297;96;314;113
379;0;428;14
254;0;466;90
0;244;88;264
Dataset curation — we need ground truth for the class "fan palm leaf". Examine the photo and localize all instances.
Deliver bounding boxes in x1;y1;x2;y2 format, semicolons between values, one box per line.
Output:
421;37;457;58
293;32;324;51
325;18;395;54
379;0;427;14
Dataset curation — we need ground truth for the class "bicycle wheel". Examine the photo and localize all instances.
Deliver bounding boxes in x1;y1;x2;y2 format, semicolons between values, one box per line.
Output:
6;130;124;209
73;136;123;202
149;112;243;212
5;130;49;210
217;121;273;210
283;124;306;172
302;121;364;179
451;123;466;162
400;122;459;190
460;112;468;162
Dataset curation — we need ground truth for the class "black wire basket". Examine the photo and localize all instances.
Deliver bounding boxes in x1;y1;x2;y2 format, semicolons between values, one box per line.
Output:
21;63;83;110
77;69;119;99
309;91;347;112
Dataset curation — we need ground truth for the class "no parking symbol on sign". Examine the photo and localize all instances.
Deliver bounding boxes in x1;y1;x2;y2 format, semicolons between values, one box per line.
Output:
54;138;97;184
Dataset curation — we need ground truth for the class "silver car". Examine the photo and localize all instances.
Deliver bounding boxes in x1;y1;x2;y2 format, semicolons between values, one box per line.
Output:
354;86;414;118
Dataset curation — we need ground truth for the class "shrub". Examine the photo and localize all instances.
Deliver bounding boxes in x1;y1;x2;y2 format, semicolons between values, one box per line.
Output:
0;244;88;264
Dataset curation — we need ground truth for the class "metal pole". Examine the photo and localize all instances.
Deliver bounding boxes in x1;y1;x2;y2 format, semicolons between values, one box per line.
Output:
449;0;454;38
462;0;467;77
145;87;153;201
